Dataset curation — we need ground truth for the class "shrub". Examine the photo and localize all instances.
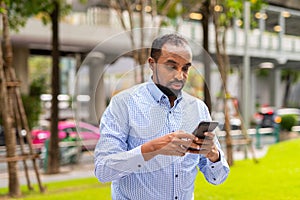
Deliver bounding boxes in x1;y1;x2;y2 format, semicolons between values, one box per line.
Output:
22;95;42;129
23;76;47;129
280;114;297;131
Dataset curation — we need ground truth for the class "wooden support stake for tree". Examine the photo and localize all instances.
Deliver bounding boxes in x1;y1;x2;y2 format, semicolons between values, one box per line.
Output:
230;97;258;163
13;99;33;190
0;1;45;195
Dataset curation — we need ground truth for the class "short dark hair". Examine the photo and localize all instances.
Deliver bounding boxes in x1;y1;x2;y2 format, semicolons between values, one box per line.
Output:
150;33;189;62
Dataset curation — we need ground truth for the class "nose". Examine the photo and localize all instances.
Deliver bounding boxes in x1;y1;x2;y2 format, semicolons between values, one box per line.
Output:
175;70;184;80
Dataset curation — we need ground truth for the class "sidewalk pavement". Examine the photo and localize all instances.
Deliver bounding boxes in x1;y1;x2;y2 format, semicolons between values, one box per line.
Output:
0;152;96;188
0;146;269;188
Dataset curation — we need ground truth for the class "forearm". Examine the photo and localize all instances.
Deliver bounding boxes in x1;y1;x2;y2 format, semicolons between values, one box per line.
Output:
141;140;159;161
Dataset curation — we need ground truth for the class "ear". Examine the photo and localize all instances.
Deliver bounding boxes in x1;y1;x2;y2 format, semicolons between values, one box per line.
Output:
148;57;155;70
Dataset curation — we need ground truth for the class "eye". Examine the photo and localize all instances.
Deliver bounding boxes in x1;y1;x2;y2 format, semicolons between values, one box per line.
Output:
182;66;190;72
165;64;177;70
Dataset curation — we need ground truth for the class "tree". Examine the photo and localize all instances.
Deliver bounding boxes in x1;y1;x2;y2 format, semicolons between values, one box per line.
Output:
0;0;48;196
32;0;85;174
211;0;265;165
2;0;81;181
199;0;212;112
0;5;20;195
47;0;61;174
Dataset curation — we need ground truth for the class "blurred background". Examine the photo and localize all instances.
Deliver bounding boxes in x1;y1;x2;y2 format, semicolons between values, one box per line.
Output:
0;0;300;198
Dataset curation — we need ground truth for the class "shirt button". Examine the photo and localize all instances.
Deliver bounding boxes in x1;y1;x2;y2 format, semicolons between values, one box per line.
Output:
211;166;215;168
213;178;216;181
138;164;141;168
175;174;178;178
169;111;172;114
175;197;178;199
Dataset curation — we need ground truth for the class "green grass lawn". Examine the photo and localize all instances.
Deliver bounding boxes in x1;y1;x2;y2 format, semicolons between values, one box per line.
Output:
1;138;300;200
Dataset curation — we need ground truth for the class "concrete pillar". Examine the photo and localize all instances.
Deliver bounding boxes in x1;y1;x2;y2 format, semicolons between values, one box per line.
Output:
86;51;106;125
258;10;266;49
13;45;29;94
242;1;251;129
251;70;257;116
272;68;282;109
278;12;285;51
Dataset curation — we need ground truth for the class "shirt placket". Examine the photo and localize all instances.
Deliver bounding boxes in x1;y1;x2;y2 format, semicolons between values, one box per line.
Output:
173;161;181;200
167;102;182;199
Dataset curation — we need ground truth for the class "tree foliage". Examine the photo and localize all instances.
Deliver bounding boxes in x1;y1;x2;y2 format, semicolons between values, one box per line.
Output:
5;0;73;29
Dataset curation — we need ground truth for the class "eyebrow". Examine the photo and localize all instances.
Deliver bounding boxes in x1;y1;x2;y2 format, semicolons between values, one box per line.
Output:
165;59;178;65
165;59;192;67
185;63;192;67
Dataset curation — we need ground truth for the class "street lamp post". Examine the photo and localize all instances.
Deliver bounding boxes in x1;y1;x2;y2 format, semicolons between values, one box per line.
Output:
242;1;251;129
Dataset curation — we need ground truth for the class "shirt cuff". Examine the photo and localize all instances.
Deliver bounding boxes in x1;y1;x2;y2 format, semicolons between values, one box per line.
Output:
126;145;147;171
207;149;228;171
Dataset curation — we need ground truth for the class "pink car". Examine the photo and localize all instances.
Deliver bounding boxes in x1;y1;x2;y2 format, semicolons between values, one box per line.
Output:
31;121;100;152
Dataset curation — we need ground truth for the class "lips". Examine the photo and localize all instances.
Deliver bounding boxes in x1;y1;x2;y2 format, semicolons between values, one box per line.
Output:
171;82;183;90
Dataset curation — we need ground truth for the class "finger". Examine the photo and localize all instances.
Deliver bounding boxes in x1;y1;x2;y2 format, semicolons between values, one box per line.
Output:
176;148;187;156
180;144;200;152
197;148;210;155
173;145;187;155
193;138;213;146
203;131;215;138
187;142;200;150
174;131;196;141
187;149;200;154
173;138;200;151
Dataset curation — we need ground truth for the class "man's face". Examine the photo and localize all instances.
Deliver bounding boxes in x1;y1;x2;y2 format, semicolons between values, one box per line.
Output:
149;43;192;96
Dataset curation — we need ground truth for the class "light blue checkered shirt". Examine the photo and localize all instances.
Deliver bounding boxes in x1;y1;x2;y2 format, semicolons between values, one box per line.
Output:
94;81;229;200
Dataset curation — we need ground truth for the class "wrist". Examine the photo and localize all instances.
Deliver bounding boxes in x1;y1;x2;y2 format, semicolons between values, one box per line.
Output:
208;150;220;163
141;141;157;161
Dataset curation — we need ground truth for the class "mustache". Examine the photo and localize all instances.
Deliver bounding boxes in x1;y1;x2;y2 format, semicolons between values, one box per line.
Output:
169;80;184;85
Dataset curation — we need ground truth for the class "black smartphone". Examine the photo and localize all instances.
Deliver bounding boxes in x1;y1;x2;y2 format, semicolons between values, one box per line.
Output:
192;121;219;139
187;121;219;151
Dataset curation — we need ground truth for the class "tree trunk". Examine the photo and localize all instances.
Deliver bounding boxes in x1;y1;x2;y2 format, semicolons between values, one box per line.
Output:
1;1;21;196
282;73;291;107
202;0;212;113
139;0;145;83
48;0;60;174
212;0;233;165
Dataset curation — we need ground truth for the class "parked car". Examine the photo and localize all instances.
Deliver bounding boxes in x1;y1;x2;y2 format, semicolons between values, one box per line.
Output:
254;105;281;128
0;125;27;146
31;121;100;152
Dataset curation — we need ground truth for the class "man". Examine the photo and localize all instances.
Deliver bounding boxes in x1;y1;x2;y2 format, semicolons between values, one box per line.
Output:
94;33;229;200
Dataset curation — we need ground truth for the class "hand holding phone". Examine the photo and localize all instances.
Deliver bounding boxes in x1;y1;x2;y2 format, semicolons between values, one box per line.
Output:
187;121;219;151
192;121;219;139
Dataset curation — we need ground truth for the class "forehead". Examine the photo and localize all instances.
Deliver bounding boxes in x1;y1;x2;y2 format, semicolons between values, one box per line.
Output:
160;43;192;62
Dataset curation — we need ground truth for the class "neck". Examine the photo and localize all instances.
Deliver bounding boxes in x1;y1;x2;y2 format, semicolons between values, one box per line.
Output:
168;96;176;107
155;83;177;107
